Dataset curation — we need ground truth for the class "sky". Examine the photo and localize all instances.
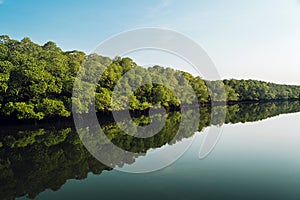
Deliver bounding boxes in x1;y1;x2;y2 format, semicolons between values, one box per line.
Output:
0;0;300;84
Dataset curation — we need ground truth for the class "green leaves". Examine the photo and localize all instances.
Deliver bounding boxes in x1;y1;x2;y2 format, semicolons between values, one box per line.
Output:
0;36;85;120
0;35;300;120
37;98;70;117
95;88;112;112
3;102;44;120
223;79;300;102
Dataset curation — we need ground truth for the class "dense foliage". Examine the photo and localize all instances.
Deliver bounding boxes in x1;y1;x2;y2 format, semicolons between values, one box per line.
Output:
1;35;300;120
0;35;85;119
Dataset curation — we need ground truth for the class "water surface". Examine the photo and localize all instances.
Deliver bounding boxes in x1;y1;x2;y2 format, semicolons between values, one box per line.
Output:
0;101;299;199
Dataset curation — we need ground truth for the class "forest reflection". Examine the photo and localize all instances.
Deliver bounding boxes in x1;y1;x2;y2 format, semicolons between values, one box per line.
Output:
0;101;300;199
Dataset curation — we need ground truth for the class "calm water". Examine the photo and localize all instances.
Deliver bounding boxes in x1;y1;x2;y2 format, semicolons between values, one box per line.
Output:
1;101;300;200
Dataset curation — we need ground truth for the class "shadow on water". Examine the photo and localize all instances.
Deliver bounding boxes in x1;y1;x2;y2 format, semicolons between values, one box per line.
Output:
0;101;300;199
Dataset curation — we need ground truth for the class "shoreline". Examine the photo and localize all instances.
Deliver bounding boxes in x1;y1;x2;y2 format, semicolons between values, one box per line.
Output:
0;99;298;126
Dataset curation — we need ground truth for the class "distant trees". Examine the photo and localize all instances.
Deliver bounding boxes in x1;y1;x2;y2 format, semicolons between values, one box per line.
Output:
223;79;300;101
0;35;300;120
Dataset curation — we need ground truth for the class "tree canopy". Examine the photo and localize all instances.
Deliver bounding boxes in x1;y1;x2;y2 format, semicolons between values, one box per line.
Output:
0;35;300;120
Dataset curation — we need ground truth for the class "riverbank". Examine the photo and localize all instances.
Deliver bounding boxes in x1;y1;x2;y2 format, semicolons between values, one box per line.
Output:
0;99;299;125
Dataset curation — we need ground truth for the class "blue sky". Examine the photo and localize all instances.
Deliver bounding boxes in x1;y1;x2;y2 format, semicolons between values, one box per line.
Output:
1;0;300;84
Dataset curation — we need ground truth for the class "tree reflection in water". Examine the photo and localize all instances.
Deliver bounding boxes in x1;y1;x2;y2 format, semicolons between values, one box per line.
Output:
0;101;300;199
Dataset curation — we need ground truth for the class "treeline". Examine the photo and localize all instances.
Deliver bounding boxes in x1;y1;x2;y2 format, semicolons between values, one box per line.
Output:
1;35;300;120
